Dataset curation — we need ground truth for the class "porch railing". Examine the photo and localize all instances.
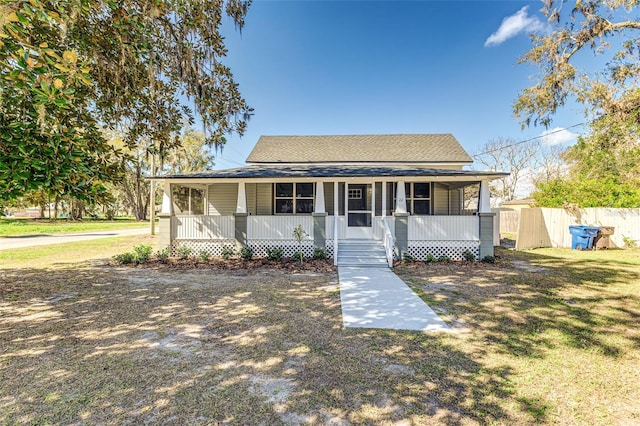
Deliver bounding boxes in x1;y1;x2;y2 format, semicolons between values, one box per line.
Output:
382;217;395;267
408;216;479;241
172;215;235;239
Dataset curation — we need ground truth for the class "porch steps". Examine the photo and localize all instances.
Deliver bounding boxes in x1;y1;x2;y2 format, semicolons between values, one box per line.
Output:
338;241;389;268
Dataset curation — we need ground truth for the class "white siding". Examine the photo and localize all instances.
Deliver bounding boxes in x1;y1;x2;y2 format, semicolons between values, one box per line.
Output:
208;183;237;215
326;216;346;239
408;216;479;241
247;216;314;240
172;216;235;239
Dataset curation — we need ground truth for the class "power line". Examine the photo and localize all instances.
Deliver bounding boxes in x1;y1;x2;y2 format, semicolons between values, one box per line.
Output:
472;123;586;157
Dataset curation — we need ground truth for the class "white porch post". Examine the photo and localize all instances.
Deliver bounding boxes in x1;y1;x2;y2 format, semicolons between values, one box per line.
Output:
479;180;491;213
381;181;387;217
158;181;172;250
236;181;247;214
314;181;325;213
395;181;407;214
160;181;171;215
371;181;376;218
333;181;338;265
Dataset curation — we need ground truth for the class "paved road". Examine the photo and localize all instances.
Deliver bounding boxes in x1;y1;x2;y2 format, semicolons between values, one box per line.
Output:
0;228;150;251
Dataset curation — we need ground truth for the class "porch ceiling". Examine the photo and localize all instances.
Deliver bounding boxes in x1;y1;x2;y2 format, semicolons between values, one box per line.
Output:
152;165;509;181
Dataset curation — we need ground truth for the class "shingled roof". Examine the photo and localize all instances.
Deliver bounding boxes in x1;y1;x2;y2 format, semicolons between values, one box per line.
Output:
246;134;473;164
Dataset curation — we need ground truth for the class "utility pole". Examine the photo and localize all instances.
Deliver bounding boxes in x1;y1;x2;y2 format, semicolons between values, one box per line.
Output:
150;154;156;235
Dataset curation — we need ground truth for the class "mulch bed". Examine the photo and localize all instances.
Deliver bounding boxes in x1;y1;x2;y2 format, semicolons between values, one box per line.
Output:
109;257;336;273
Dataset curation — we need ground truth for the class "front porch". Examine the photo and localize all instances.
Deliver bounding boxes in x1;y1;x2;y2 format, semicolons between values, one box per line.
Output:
156;175;498;264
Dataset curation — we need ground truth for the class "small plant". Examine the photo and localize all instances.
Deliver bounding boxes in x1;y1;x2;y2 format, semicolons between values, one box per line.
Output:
312;247;327;260
402;252;415;263
176;245;192;260
266;247;284;261
221;247;235;260
437;255;452;263
462;250;476;262
292;251;304;263
425;254;437;263
198;250;210;262
113;252;135;265
623;236;638;249
133;244;152;263
239;245;254;261
292;225;309;265
155;247;170;263
481;255;496;263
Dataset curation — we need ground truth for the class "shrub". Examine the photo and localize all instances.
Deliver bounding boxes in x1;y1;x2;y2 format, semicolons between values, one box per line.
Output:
425;254;437;263
462;250;476;262
312;247;327;260
133;245;152;263
239;245;254;261
155;247;170;263
221;247;235;260
437;255;452;263
266;247;284;261
481;255;496;263
176;245;192;260
113;252;135;265
292;251;304;263
402;252;415;263
198;250;210;262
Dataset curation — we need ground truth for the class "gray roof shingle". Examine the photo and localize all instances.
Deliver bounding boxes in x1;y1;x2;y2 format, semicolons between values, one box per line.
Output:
246;134;473;164
158;164;508;180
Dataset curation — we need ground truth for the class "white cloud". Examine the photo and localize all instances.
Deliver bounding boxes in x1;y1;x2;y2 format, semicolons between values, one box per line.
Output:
484;6;546;47
540;127;579;146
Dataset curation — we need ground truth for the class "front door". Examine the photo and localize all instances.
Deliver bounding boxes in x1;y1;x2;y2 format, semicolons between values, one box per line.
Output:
346;183;373;239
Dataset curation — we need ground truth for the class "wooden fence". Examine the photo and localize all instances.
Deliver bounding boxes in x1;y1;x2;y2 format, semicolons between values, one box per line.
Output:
516;208;640;249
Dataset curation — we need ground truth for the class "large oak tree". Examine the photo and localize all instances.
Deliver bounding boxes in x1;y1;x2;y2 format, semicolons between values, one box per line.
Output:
1;0;252;204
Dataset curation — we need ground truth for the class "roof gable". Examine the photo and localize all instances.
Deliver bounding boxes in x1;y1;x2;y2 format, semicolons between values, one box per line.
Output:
246;134;473;164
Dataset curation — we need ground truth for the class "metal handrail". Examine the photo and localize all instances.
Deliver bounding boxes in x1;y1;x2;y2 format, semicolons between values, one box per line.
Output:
382;217;395;268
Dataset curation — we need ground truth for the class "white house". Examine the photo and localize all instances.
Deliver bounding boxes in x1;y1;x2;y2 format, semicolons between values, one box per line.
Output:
152;134;508;266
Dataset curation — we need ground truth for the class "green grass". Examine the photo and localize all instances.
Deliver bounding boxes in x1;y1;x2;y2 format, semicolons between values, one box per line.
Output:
0;234;157;268
0;218;147;237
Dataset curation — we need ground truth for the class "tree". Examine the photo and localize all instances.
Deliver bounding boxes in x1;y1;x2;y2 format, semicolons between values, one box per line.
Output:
515;0;640;207
109;128;215;220
1;0;252;204
474;138;541;202
514;0;640;132
0;1;121;204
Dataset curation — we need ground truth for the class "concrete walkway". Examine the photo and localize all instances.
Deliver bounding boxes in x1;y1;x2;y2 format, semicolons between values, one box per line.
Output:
338;266;450;332
0;228;149;251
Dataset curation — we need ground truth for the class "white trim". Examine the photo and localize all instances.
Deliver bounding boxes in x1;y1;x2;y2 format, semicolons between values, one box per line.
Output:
314;181;325;213
153;175;504;185
395;180;407;214
161;181;172;215
236;182;247;214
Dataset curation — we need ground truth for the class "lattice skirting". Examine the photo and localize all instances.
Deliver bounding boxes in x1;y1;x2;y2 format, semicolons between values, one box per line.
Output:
407;241;480;261
172;239;236;257
171;239;326;258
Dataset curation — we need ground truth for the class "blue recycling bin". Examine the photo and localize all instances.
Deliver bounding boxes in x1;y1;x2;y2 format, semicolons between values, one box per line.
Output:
569;225;600;250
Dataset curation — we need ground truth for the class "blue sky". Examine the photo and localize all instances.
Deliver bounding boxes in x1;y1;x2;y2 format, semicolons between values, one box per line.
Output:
214;0;587;169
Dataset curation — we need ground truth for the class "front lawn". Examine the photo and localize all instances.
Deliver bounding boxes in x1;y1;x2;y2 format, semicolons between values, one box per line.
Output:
0;218;148;237
1;244;638;424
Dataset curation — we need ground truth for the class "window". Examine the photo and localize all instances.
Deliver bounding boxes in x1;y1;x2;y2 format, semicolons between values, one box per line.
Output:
393;182;432;215
172;185;205;215
348;188;362;199
274;183;314;214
